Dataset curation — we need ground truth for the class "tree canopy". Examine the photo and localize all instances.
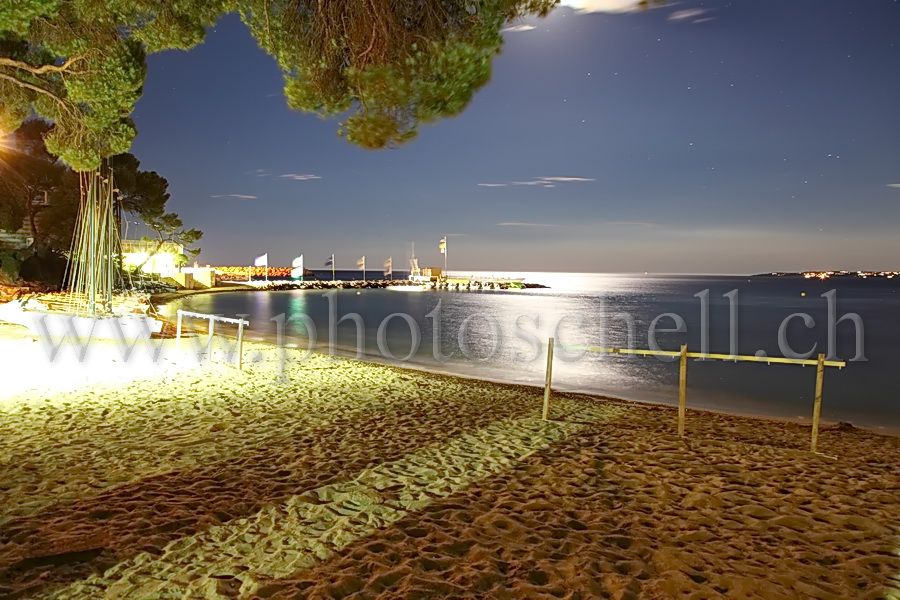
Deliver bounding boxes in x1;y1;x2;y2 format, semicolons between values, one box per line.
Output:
1;0;557;170
0;120;199;256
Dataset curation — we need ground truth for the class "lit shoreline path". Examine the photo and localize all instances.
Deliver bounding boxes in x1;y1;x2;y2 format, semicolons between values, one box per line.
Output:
52;407;618;599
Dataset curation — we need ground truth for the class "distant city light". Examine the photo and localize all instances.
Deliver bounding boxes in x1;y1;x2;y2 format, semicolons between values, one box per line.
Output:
797;270;899;281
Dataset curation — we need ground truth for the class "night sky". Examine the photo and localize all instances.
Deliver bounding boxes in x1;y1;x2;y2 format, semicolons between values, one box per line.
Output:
128;0;900;274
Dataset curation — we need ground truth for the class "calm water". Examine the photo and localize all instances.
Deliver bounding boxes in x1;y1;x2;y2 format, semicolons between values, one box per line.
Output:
163;273;900;432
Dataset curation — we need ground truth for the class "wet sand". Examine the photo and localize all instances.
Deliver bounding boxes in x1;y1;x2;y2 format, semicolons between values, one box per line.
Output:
0;326;898;599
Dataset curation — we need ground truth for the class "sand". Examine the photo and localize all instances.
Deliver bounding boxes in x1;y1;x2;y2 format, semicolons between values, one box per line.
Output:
0;323;898;599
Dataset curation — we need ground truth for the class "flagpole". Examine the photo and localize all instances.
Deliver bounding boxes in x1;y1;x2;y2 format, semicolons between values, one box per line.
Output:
444;234;448;279
248;265;251;282
332;254;335;281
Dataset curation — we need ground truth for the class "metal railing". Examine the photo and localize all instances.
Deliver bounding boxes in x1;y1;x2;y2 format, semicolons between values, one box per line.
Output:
542;340;846;452
175;309;249;369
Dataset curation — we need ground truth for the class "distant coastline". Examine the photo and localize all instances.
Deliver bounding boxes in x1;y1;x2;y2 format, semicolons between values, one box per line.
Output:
753;270;898;280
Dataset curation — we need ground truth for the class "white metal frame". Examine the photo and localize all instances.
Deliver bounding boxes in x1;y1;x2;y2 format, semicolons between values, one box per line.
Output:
175;309;249;369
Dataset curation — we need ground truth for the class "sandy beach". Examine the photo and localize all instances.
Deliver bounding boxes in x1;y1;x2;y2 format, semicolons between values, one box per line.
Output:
0;323;898;599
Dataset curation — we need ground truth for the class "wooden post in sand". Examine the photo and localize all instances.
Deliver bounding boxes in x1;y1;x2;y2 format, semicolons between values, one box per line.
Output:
542;337;555;421
677;344;688;436
810;352;826;452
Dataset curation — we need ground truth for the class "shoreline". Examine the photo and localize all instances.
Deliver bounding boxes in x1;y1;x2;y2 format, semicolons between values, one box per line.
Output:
150;281;421;305
152;287;900;439
6;311;898;441
4;321;897;450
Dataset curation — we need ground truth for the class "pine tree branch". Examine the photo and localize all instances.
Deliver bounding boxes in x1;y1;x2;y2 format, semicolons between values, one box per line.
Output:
0;72;73;113
0;56;88;75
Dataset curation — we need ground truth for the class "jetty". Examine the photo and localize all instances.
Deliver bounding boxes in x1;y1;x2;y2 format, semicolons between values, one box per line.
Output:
422;277;546;290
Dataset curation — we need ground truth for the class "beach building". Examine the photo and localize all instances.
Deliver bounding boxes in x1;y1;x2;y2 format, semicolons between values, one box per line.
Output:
121;239;183;277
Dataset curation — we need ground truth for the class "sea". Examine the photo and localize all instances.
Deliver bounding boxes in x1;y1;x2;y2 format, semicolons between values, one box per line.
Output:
161;272;900;433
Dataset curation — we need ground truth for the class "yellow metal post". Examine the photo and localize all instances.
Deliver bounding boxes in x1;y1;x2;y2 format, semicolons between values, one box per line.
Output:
678;344;688;436
237;318;245;370
811;353;826;452
542;338;555;421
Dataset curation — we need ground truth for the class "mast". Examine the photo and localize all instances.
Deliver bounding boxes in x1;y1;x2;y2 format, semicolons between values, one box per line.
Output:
409;242;420;280
65;170;119;315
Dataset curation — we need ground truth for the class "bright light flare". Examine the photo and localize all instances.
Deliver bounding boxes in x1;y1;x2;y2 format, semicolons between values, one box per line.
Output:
0;126;25;166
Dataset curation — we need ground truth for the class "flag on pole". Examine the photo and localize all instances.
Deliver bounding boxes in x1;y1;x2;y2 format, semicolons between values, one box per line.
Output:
291;255;304;279
254;253;268;266
383;257;392;276
439;237;447;254
324;254;334;267
357;256;366;270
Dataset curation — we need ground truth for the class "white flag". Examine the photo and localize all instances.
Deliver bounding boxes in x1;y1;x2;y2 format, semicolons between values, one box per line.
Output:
254;253;268;266
357;256;366;270
291;255;304;279
383;256;392;275
439;237;447;254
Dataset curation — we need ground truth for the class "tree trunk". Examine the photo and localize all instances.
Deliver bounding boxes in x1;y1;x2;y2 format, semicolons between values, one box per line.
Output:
26;190;43;247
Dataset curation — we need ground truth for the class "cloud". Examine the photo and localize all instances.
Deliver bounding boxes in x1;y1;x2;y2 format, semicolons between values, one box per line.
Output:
558;0;661;13
538;176;595;182
280;173;322;181
485;176;595;188
692;17;716;23
669;8;707;20
501;24;536;33
888;183;900;188
211;194;257;199
498;222;562;227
